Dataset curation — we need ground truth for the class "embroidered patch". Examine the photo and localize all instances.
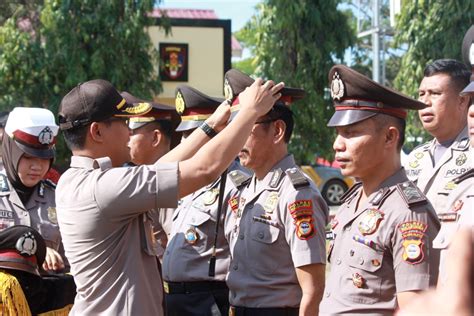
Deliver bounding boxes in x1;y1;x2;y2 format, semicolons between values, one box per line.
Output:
398;221;428;238
358;208;384;235
47;207;58;224
228;197;239;213
402;239;424;264
288;200;313;218
295;217;314;240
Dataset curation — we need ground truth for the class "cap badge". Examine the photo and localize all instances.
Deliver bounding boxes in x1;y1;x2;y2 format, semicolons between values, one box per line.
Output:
330;72;345;101
224;78;233;101
38;127;54;145
175;91;185;115
16;232;37;256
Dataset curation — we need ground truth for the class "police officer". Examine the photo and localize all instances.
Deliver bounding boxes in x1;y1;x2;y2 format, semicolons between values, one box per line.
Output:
404;59;471;214
433;25;474;286
123;91;180;254
320;65;441;314
56;78;283;315
0;107;65;272
162;85;250;316
224;69;329;316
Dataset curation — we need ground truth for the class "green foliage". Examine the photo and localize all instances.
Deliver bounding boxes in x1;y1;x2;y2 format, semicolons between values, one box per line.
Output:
394;0;473;146
237;0;354;164
0;0;164;166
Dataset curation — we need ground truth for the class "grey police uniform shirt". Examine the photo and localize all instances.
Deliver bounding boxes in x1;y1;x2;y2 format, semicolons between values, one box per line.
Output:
320;168;440;315
0;173;61;250
56;156;178;316
433;151;473;285
405;126;471;214
225;154;329;308
162;160;250;283
151;207;174;258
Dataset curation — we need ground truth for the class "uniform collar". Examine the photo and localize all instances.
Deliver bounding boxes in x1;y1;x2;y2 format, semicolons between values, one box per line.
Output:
428;125;470;152
70;156;113;170
254;154;295;190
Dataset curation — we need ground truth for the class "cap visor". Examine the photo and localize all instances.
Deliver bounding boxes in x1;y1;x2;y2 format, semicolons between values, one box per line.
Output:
115;102;152;118
0;261;41;276
176;120;204;132
327;110;378;127
128;121;150;130
460;81;474;95
16;141;55;159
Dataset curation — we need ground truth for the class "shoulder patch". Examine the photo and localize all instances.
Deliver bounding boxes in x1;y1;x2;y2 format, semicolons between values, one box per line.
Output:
285;168;309;189
396;181;427;207
228;170;251;188
340;182;362;203
0;174;9;192
456;137;470;150
42;179;57;189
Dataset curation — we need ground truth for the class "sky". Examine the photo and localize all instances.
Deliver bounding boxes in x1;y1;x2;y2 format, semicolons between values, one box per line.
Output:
159;0;261;33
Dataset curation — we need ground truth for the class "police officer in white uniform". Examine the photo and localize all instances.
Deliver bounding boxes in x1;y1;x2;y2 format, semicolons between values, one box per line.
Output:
405;59;471;213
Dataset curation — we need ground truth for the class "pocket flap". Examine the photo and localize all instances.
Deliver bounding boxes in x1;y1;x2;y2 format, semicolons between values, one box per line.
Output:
348;245;384;272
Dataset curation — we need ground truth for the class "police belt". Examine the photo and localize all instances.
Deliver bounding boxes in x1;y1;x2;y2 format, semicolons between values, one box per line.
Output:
229;306;299;316
163;280;228;294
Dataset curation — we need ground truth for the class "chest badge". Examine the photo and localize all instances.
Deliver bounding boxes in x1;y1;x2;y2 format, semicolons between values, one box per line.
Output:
358;208;384;235
202;189;219;206
409;160;419;169
185;227;199;245
47;207;58;224
456;153;467;166
263;192;279;214
451;199;464;212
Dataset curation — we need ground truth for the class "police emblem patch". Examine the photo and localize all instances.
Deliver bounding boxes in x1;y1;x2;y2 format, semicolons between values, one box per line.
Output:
330;72;345;101
175;91;186;114
358;208;384;235
295;217;314;240
402;239;424;264
456;153;467;166
47;207;58;224
16;232;37;256
185;227;199;245
263;192;279;214
203;189;219;206
38;127;54;145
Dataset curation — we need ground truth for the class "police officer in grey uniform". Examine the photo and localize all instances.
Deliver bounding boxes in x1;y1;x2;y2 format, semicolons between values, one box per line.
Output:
0;107;65;272
123;91;180;256
405;59;471;214
163;85;251;316
56;78;284;315
223;69;329;316
433;25;474;286
320;65;441;315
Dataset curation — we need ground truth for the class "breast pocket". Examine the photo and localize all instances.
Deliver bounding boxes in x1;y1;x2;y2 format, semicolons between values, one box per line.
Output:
248;219;281;273
339;244;384;304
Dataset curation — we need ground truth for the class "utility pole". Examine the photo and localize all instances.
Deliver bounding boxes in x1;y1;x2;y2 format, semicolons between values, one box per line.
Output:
372;0;380;83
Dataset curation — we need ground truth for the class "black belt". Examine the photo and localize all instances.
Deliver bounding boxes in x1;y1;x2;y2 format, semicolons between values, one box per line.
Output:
230;306;299;316
163;280;228;294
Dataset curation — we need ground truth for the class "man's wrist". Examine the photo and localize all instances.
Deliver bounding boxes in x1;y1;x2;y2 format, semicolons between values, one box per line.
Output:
200;121;218;138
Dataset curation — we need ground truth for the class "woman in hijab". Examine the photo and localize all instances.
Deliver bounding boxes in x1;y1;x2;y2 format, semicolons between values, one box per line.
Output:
0;107;64;271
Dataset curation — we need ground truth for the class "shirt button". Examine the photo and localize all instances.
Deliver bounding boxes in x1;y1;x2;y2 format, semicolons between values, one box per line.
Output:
440;237;445;243
336;259;341;265
258;232;264;239
239;234;244;240
359;258;364;265
325;291;331;298
233;264;238;270
166;251;170;255
349;250;354;256
344;226;351;232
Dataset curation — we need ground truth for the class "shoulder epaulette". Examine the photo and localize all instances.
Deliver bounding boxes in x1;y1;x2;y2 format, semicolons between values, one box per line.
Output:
285;167;309;189
270;168;284;188
454;168;474;184
0;174;9;192
340;182;362;203
456;137;470;150
228;170;252;188
42;179;57;189
369;187;394;206
396;181;427;207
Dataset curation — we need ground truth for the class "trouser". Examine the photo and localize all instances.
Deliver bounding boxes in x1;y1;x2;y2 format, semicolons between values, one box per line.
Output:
229;306;299;316
164;281;229;316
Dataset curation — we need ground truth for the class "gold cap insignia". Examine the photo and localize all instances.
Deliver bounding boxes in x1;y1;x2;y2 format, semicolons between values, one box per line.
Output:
224;78;233;101
175;91;185;115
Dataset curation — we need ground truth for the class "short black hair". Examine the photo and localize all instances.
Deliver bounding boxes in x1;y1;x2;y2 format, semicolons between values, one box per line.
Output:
373;114;406;151
263;104;294;143
424;59;471;92
62;124;89;150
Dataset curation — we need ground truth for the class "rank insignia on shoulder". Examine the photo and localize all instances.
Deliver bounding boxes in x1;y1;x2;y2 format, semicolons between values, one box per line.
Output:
0;174;9;192
358;208;384;236
270;168;284;188
228;170;251;188
397;181;427;207
285;168;309;189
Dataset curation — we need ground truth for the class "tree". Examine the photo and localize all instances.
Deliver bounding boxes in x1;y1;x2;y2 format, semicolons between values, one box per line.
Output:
234;0;354;164
0;0;165;165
